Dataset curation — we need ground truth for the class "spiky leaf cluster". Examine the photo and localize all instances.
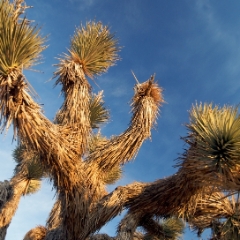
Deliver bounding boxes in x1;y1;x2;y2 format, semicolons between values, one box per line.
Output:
22;158;44;194
55;91;109;128
186;104;240;175
12;143;25;164
142;217;184;240
90;91;109;129
161;217;184;239
103;164;122;185
12;144;45;194
0;0;46;76
69;21;119;78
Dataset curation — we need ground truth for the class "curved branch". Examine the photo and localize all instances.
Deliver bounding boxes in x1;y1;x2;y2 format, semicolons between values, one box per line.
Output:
81;182;146;239
87;75;163;173
116;212;142;240
85;152;223;238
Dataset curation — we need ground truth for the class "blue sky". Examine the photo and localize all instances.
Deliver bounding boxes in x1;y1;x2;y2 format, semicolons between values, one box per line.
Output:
1;0;240;239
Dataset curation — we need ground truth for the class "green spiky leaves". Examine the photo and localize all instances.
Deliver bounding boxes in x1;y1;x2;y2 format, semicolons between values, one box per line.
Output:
69;21;119;78
55;91;109;128
0;0;46;76
103;165;122;185
141;216;184;240
13;144;45;195
186;103;240;176
90;91;109;129
160;217;185;240
22;158;44;195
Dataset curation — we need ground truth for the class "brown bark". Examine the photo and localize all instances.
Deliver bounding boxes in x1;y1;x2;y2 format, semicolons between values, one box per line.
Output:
54;61;91;156
0;177;28;240
1;71;162;239
87;77;163;173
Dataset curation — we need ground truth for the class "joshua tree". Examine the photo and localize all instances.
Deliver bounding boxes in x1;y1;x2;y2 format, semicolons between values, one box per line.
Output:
1;1;240;240
0;90;110;240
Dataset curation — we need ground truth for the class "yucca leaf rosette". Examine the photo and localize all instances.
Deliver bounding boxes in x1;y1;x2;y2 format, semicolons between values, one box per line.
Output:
88;133;108;153
140;216;184;240
0;0;46;76
0;0;46;134
13;144;45;195
185;103;240;186
89;91;109;129
69;21;120;78
23;159;44;194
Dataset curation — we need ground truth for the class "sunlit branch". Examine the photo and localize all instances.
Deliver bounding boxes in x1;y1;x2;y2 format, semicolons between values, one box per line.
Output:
87;75;163;173
54;59;91;156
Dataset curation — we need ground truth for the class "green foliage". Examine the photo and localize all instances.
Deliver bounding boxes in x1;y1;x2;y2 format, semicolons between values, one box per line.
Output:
12;144;44;195
161;217;184;239
12;144;25;164
90;91;109;129
143;217;184;240
162;217;184;239
187;103;240;174
103;164;122;185
24;179;41;195
69;21;120;78
22;158;44;195
25;158;44;180
0;0;46;76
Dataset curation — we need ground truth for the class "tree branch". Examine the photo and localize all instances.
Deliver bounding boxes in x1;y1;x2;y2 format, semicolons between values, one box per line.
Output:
0;176;27;239
54;60;91;156
87;76;163;174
